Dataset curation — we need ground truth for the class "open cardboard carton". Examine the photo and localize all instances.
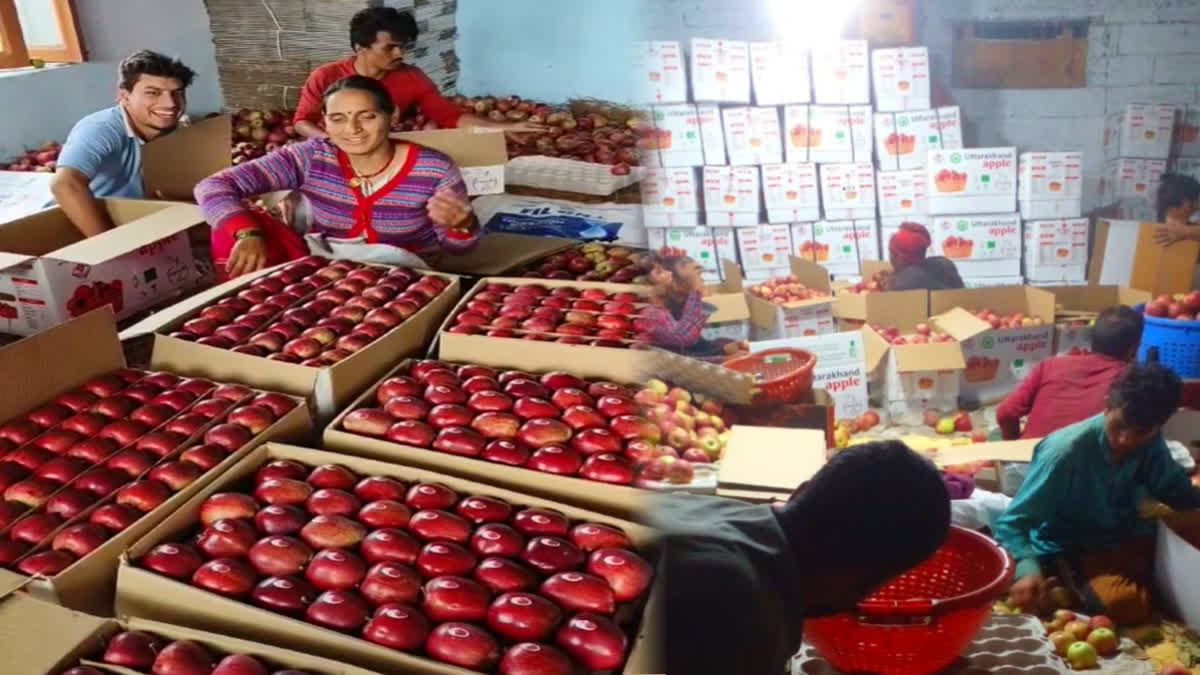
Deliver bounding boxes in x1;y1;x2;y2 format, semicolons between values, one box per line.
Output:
1089;219;1200;297
434;232;577;276
716;425;827;502
141;114;232;202
0;309;311;615
930;286;1057;406
1156;508;1200;631
700;259;753;341
0;199;207;336
116;443;663;675
1041;284;1152;355
436;276;655;384
0;585;384;674
724;256;837;340
393;128;508;196
126;263;458;424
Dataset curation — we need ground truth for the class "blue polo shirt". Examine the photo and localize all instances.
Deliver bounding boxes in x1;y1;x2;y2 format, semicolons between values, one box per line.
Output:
57;106;145;199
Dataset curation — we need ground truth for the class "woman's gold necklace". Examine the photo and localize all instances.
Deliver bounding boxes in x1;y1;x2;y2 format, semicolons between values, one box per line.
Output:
348;145;396;190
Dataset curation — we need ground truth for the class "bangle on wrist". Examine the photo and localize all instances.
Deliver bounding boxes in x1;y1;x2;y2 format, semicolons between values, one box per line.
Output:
234;229;263;241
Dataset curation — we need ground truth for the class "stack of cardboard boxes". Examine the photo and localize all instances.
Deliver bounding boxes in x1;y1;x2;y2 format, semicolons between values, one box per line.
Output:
1019;152;1087;285
1099;104;1174;221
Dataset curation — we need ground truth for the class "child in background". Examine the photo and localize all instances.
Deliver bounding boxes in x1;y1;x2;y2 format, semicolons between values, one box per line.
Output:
640;249;747;360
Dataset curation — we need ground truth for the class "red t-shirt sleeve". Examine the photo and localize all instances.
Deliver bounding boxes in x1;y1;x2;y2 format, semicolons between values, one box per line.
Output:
409;68;464;128
294;65;338;125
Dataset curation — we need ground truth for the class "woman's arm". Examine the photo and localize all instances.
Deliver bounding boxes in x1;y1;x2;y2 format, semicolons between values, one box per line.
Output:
644;292;709;349
426;164;482;253
194;141;314;236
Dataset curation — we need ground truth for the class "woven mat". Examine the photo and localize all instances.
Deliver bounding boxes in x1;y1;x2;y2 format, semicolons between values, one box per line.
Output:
791;613;1153;675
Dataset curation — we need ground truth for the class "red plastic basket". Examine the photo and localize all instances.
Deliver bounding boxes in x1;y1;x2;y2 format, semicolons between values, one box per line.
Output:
804;526;1014;675
721;348;816;404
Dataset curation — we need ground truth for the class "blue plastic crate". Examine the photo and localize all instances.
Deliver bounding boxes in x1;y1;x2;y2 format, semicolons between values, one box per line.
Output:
1135;303;1200;377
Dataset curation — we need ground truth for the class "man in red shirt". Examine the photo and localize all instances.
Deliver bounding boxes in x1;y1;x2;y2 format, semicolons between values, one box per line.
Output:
294;7;544;139
996;306;1144;440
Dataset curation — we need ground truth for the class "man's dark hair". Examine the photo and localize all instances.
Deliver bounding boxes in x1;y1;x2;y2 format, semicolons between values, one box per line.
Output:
118;50;195;91
350;7;418;48
1090;305;1144;359
322;75;396;115
1156;172;1200;221
781;441;950;578
1106;362;1182;429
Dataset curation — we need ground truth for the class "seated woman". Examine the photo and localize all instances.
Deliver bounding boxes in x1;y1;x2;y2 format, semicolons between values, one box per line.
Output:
195;75;479;280
884;222;965;292
641;251;746;360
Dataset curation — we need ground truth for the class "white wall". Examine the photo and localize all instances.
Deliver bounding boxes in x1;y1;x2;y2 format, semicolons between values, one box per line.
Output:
0;0;222;160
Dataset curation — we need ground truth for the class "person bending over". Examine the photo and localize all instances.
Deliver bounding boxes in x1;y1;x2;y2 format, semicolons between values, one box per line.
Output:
884;221;965;292
995;363;1200;625
640;252;745;359
1153;172;1200;247
653;441;951;674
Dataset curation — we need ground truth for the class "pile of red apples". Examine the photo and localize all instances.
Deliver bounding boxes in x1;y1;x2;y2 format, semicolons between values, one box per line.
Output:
968;308;1045;330
869;323;955;345
66;628;316;675
0;369;295;576
633;379;730;485
230;109;301;165
167;256;448;366
747;276;829;305
0;140;60;172
839;270;890;295
1143;291;1200;321
344;360;683;488
447;283;652;347
137;460;653;674
521;243;649;284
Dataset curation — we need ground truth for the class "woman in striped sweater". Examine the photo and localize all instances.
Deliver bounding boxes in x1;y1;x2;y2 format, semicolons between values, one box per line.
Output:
195;75;479;279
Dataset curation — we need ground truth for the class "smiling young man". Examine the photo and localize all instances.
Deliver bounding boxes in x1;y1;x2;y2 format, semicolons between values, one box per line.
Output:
51;50;195;237
995;363;1200;625
294;7;543;139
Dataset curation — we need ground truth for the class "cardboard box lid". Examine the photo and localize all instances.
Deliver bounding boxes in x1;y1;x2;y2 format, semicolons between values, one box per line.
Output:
46;202;206;266
435;232;577;276
0;585;111;675
142;114;232;201
929;285;1057;324
718;425;827;492
393;128;508;168
0;198;176;269
705;291;751;323
0;308;125;422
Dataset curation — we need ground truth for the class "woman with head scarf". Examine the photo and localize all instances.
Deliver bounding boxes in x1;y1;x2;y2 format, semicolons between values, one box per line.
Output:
884;222;965;292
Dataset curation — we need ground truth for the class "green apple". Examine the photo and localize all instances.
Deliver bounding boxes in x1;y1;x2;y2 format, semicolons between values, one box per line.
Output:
1066;641;1097;670
1085;627;1117;656
935;417;955;434
647;379;668;395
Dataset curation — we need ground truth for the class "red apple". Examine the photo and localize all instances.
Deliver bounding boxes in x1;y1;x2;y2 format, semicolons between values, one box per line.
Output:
423;576;492;622
425;622;501;670
255;459;308;483
204;424;253;451
212;654;270;675
417;541;479;577
570;523;632;551
52;522;110;558
191;398;233;419
572;428;623;455
588;547;652;601
361;528;422;565
471;523;527;558
579;453;635;484
199;492;259;526
305;548;368;590
55;390;99;413
136;431;187;457
409;509;472;543
249;392;297;417
300;514;366;549
305;589;370;631
488;592;563;642
522;536;585;574
61;412;108;436
499;643;573;675
555;613;627;670
89;503;141;531
16;549;77;575
551;388;594;410
45;488;96;520
248;535;313;576
129;404;175;428
561;406;607;431
5;447;50;471
250;575;317;615
480;439;531;466
254;504;308;535
227;405;276;434
140;542;204;579
26;404;71;428
74;468;128;496
474;556;539;594
596;395;636;417
196;517;260;558
34;455;88;483
527;446;583;475
5;476;60;507
385;420;436;447
192;557;257;596
362;603;431;651
517;418;572;448
354;475;407;502
433;427;487;456
359;561;423;606
65;437;119;463
102;630;164;668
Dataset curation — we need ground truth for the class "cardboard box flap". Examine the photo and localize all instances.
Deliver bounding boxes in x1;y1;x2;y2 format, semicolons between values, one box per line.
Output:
892;342;966;372
1117;287;1153;307
0;250;34;270
1044;284;1152;315
142;114;232;201
861;325;892;374
718;425;827;491
0;205;88;256
0;592;111;675
641;348;757;405
720;258;745;292
0;308;125;422
929;439;1038;466
119;263;278;340
435;233;576;276
836;288;928;325
861;259;893;278
789;256;833;292
929;286;1057;323
931;307;992;342
49;203;207;266
393;129;508;167
705;291;751;323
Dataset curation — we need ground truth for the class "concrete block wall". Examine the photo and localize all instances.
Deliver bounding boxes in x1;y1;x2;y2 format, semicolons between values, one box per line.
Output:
635;0;1200;210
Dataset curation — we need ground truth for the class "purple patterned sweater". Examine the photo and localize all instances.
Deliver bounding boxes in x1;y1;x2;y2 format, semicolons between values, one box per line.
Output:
193;138;478;256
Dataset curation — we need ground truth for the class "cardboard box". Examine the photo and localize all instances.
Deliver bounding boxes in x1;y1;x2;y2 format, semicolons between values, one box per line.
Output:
750;40;812;105
632;40;689;104
646;226;720;280
813;219;880;277
642;167;702;228
749;330;871;419
1174;105;1200;158
690;38;751;103
435;232;576;276
811;40;870;104
0;199;205;336
721;106;784;166
723;390;835;453
1041;284;1151;355
701;267;753;341
929;213;1022;278
696;103;727;165
730;256;837;340
819;163;877;220
0;309;311;615
761;163;821;223
734;224;793;270
1104;103;1176;160
791;222;817;263
710;226;739;279
650;104;704;167
1023;218;1089;283
141;114;232;202
1018;152;1084;220
1155;510;1200;631
786;105;873;164
871;47;931;112
877;168;928;218
128;265;458;424
703;165;762;226
716;426;828;499
930;286;1058;405
963;275;1025;288
874;107;963;171
1100;158;1166;205
117;443;663;675
928;147;1018;215
394;129;507;196
1089;218;1200;296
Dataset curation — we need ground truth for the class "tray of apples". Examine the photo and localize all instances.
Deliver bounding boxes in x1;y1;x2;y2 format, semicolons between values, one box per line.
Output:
127;448;656;674
0;369;302;579
445;282;652;348
968;308;1047;330
519;243;650;284
161;256;454;367
747;276;830;305
1142;292;1200;321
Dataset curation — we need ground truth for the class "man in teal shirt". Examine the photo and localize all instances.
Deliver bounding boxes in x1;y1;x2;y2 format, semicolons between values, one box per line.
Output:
995;363;1200;625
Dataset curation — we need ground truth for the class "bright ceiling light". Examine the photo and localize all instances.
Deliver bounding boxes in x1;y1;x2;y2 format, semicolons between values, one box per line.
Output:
767;0;864;46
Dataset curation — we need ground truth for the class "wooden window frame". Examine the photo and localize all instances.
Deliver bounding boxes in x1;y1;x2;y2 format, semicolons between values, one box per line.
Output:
0;0;85;69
